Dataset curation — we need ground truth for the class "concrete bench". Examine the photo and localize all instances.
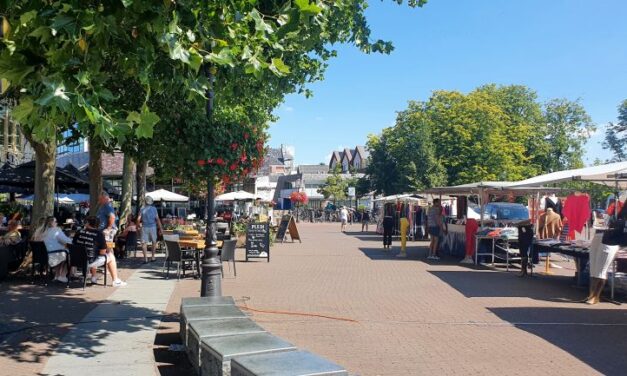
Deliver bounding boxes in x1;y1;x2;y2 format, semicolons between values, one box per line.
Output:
180;304;247;347
181;296;236;308
200;332;297;376
230;350;348;376
187;318;266;374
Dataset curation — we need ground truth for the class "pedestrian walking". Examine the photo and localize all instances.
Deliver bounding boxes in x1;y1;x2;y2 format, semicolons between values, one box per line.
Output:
340;206;349;232
138;196;163;263
361;209;370;232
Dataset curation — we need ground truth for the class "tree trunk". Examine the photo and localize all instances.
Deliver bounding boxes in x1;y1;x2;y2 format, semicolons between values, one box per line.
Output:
119;154;135;227
17;134;55;273
88;136;103;216
135;159;148;217
27;136;56;225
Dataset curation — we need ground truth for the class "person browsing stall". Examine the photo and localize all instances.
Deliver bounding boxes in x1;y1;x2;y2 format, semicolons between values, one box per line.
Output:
138;196;163;263
73;216;126;287
426;199;444;260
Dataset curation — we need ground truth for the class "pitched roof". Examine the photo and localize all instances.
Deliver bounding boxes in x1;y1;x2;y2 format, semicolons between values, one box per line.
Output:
298;164;328;174
342;148;353;161
257;148;284;175
352;146;369;162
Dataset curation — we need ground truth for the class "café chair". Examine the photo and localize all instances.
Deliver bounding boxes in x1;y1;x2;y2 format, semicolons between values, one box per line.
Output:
164;239;196;280
220;239;237;278
29;241;51;284
123;231;138;258
67;244;89;290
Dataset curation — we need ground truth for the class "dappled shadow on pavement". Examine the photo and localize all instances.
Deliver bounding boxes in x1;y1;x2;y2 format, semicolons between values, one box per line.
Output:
153;312;195;376
429;269;594;302
0;259;159;374
489;306;627;376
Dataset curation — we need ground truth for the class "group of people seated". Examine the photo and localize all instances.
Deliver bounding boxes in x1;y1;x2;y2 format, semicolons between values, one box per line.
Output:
30;215;127;286
0;191;167;285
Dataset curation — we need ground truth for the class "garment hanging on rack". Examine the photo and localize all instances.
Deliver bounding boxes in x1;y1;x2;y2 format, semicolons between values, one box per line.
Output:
562;194;590;237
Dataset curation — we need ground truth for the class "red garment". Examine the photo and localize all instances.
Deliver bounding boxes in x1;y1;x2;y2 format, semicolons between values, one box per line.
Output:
562;194;590;237
465;219;479;257
607;200;624;216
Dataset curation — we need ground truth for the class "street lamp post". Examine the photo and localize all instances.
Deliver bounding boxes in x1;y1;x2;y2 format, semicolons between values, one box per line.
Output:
200;66;222;297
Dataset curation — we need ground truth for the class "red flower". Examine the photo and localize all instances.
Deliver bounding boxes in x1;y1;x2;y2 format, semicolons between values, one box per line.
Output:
231;143;238;150
197;159;206;166
240;152;247;162
216;158;225;166
207;158;214;164
244;132;250;140
229;163;237;171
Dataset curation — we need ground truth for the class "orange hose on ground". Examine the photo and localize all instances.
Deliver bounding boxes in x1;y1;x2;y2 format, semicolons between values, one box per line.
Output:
237;305;359;324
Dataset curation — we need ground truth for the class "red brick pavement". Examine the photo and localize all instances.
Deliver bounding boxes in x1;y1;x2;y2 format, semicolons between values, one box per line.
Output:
165;222;627;375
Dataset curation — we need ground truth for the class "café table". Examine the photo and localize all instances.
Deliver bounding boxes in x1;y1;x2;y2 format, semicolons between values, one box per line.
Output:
178;239;224;277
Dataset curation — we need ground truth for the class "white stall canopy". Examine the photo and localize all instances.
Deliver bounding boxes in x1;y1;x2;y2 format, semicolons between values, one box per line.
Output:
508;161;627;189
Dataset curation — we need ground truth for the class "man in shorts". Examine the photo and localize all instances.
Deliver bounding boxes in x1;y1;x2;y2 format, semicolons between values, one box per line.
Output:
74;216;126;287
425;199;444;260
138;196;163;263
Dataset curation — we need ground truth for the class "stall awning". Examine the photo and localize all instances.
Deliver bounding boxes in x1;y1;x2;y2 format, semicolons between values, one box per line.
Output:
507;161;627;189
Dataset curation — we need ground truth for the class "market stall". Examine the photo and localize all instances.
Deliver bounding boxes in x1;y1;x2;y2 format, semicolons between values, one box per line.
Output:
373;194;428;239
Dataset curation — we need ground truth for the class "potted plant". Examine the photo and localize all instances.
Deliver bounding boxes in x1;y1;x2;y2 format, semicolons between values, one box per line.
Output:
232;220;247;247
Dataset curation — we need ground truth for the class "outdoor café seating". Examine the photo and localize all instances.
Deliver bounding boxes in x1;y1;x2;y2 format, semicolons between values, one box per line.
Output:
164;238;198;280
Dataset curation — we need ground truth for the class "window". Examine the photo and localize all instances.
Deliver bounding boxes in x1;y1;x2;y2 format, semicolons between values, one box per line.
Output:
58;129;85;155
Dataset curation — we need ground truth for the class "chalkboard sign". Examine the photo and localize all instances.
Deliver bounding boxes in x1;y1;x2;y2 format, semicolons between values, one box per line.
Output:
275;215;291;243
275;215;301;243
246;222;270;262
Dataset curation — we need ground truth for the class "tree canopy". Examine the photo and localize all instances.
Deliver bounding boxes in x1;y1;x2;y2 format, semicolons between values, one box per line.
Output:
364;84;595;195
603;99;627;162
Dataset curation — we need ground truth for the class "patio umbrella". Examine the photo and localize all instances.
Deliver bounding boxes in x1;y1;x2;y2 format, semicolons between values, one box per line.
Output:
145;189;189;202
215;190;257;201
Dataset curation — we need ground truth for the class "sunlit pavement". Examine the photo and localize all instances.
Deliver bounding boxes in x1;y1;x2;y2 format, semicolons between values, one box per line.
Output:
165;222;627;376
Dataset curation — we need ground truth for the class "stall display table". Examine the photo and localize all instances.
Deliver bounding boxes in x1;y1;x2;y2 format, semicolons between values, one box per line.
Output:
474;234;520;271
441;223;466;257
532;240;590;287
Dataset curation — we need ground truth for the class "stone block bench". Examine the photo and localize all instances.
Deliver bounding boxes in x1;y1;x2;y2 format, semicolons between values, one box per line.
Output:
180;297;347;376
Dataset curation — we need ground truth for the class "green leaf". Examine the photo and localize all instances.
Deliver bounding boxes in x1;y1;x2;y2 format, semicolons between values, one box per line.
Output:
206;48;234;66
74;71;90;85
271;58;290;74
169;42;190;63
294;0;322;15
188;50;203;73
126;111;141;124
20;10;38;26
0;51;35;82
122;0;134;7
11;98;34;123
135;106;160;138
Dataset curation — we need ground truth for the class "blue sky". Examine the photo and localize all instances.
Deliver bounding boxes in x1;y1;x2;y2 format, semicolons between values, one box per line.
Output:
269;0;627;165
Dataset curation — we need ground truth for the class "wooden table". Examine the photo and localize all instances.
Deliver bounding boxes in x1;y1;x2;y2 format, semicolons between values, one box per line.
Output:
178;239;223;249
177;239;223;278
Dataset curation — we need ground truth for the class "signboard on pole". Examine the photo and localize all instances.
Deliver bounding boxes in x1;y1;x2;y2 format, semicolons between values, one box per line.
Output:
348;187;355;197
